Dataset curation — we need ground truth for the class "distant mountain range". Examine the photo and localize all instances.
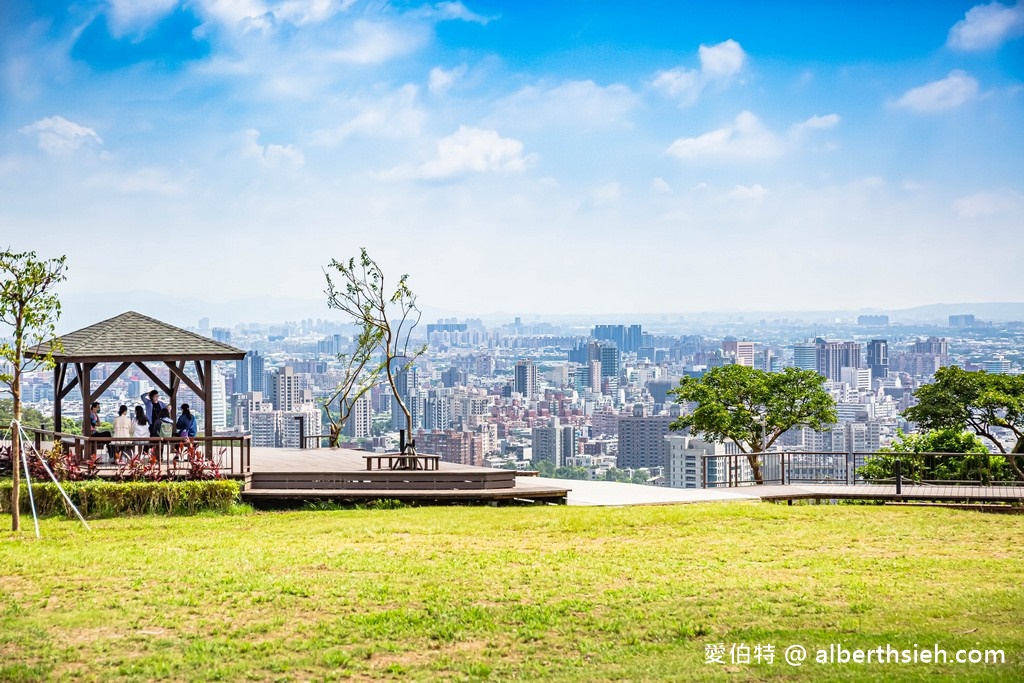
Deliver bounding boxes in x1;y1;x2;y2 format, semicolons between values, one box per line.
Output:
53;291;1024;334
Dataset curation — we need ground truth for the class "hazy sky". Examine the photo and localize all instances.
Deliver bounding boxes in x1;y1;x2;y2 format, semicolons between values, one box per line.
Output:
2;1;1023;328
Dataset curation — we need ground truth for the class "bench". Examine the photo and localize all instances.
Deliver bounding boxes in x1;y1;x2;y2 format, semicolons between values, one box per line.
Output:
363;454;441;471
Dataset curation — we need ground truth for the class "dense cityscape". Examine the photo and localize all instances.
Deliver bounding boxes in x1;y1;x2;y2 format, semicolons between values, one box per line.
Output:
10;308;1023;488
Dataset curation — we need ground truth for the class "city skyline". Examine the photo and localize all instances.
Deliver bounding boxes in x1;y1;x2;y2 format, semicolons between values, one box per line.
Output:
2;2;1023;325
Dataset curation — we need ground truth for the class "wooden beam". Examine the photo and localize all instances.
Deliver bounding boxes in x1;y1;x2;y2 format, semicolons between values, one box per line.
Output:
134;362;172;397
90;362;131;400
57;371;79;400
194;360;205;388
165;360;203;397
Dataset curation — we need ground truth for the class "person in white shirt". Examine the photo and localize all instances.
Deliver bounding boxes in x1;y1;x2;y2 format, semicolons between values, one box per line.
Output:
133;405;151;456
112;404;133;464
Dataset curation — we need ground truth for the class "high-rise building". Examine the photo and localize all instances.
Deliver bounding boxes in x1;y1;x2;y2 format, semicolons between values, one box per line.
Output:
912;337;948;355
593;324;643;353
815;338;861;383
793;343;817;371
617;407;674;470
560;424;578;463
598;342;619;379
235;351;264;394
231;391;266;431
267;366;304;412
515;359;538;400
343;393;373;438
532;416;562;468
665;434;728;488
424;388;452;431
839;366;872;391
866;339;888;381
722;340;755;367
211;364;227;431
390;357;415;431
983;357;1012;374
949;314;975;328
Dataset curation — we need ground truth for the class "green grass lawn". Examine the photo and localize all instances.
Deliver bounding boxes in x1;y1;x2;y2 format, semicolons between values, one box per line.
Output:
1;502;1022;682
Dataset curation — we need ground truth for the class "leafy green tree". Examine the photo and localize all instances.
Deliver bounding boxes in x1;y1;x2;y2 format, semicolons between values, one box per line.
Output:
323;249;425;451
553;465;590;480
534;459;555;477
904;366;1024;481
0;391;80;437
858;428;1009;484
631;469;651;485
0;249;67;532
669;365;837;485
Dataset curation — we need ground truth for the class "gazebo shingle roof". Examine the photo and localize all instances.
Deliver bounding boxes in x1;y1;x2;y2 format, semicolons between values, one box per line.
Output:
26;311;245;362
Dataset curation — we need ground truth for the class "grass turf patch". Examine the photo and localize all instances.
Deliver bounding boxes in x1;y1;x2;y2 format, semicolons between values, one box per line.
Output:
1;502;1022;681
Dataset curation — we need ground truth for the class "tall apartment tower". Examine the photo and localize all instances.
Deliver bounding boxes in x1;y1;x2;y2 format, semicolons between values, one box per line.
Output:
617;405;674;470
235;350;264;394
515;359;538;400
792;343;818;371
593;324;643;353
343;393;373;438
532;416;563;468
390;357;416;431
211;364;227;431
722;340;755;367
866;339;888;380
268;366;302;411
815;339;861;383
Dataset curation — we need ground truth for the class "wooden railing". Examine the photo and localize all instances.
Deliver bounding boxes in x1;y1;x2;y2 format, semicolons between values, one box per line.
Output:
13;427;251;476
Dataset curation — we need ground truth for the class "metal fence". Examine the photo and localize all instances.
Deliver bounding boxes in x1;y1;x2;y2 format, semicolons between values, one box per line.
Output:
702;451;1022;489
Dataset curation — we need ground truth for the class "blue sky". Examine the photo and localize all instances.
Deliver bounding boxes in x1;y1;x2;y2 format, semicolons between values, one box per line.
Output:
2;1;1023;328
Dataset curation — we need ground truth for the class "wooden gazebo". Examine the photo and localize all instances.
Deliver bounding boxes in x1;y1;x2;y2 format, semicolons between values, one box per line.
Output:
26;311;246;442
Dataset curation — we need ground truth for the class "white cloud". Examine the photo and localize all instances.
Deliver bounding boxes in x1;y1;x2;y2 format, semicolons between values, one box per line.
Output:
894;71;979;112
19;116;102;154
86;167;185;195
947;1;1024;50
380;126;534;180
428;65;467;94
327;20;426;64
492;80;637;130
192;0;353;31
953;189;1023;217
313;85;424;143
665;111;782;161
652;177;672;194
729;184;768;202
106;0;180;36
698;39;747;78
652;39;747;106
241;129;305;167
585;182;622;207
792;113;841;132
430;1;494;24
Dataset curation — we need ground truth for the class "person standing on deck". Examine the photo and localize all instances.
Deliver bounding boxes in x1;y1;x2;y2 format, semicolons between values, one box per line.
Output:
142;390;167;438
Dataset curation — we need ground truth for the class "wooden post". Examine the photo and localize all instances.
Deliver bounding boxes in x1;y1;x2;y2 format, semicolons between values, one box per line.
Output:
53;364;62;434
203;360;213;457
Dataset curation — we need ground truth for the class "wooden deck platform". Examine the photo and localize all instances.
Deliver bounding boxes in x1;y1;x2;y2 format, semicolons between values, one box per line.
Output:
242;447;570;505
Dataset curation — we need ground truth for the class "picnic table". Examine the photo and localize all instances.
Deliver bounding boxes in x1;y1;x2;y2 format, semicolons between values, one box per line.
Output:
363;453;441;471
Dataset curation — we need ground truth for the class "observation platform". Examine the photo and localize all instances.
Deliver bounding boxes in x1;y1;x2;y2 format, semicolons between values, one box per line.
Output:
242;447;570;505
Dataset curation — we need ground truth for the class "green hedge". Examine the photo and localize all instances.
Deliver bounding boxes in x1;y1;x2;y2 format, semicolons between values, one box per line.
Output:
0;479;241;518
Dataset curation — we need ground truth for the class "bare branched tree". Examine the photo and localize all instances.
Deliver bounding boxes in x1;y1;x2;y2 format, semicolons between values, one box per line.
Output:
324;249;425;451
